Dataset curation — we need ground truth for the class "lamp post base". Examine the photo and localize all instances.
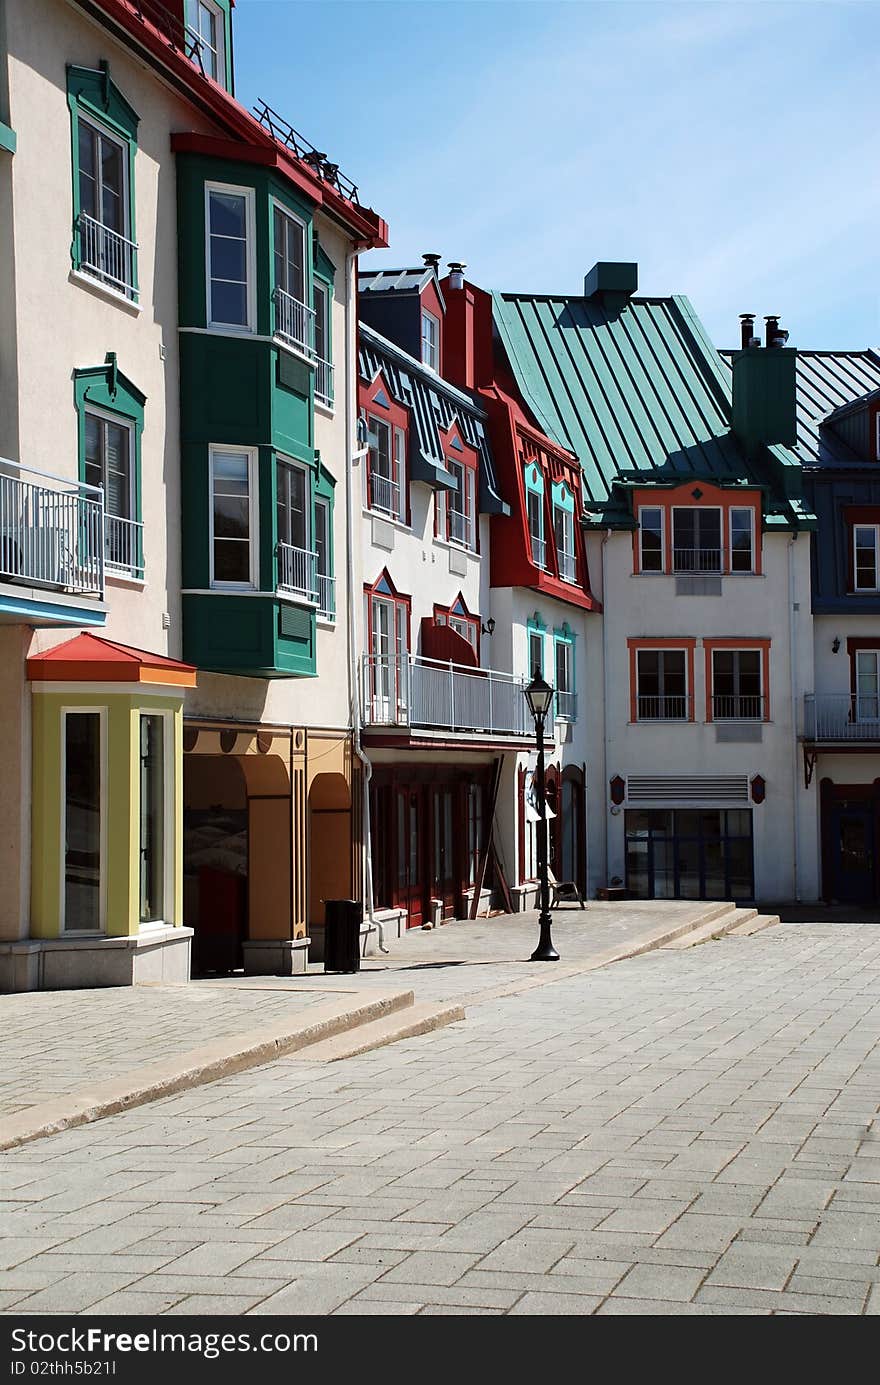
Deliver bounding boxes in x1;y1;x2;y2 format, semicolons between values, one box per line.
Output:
530;910;559;962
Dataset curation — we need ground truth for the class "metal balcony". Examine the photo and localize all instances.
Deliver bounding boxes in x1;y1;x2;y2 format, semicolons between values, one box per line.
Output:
636;694;692;722
530;533;546;569
276;541;317;602
315;356;334;407
673;547;722;573
273;286;315;354
712;693;764;721
316;572;335;622
362;654;530;736
77;213;138;299
555;688;577;721
804;694;880;742
105;513;144;581
0;461;104;595
369;472;400;519
448;508;473;549
556;547;577;583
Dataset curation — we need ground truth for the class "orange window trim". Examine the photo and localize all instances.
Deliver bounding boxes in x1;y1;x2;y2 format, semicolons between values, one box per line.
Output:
703;637;771;722
626;637;697;723
631;485;763;576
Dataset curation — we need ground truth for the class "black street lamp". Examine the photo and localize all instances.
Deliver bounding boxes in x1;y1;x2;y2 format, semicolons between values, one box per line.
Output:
524;667;559;962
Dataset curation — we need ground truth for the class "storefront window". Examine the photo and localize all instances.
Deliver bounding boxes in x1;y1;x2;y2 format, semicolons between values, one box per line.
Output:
625;808;753;900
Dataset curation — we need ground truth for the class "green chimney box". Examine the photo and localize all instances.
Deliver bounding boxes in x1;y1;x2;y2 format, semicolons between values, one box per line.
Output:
731;346;797;456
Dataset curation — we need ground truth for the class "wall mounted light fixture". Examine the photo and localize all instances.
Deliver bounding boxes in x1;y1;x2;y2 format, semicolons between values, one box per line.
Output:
832;636;841;654
482;617;496;636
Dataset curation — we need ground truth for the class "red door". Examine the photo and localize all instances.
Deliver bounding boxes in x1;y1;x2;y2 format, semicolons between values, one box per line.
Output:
395;787;424;928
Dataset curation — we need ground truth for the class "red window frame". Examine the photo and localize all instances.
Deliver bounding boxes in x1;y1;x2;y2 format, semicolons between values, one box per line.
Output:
704;638;771;723
632;483;763;576
364;569;412;721
434;424;479;551
360;371;409;525
627;637;697;723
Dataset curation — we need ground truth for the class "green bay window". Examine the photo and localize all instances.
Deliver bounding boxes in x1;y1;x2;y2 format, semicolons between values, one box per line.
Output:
210;446;256;588
67;66;139;301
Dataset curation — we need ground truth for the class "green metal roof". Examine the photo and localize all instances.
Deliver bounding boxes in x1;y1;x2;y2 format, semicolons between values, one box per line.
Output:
491;289;811;528
720;348;880;468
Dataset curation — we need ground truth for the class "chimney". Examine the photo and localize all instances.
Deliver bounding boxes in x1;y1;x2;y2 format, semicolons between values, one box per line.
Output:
583;261;638;313
447;260;467;292
731;312;797;458
422;252;442;274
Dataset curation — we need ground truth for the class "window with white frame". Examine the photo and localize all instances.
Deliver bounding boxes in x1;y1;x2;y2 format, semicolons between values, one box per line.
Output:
84;407;139;576
711;649;763;720
528;627;544;677
206;186;253;330
186;0;226;85
672;507;722;572
554;631;576;720
210;447;255;587
276;459;312;599
313;280;333;405
729;508;755;573
273;205;308;350
367;585;409;723
639;506;664;572
421;310;439;370
636;649;689;721
527;486;545;568
856;649;880;721
854;525;880;591
435;597;479;652
437;459;475;549
367;416;405;522
314;497;333;619
553;498;576;582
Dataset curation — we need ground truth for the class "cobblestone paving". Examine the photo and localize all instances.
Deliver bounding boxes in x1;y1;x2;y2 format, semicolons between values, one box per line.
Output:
2;923;879;1316
0;985;334;1119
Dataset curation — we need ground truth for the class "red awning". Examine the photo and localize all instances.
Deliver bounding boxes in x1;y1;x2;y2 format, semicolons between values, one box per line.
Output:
27;632;197;688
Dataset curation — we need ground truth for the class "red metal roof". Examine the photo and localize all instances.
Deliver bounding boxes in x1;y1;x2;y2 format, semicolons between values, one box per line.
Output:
28;633;197;687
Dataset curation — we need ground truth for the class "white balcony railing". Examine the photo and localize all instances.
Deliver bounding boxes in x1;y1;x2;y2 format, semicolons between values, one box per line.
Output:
277;542;317;601
316;572;335;621
315;357;334;407
362;654;530;736
555;688;577;721
369;472;400;518
77;213;138;299
712;694;764;722
0;461;104;595
273;285;315;354
673;547;722;573
804;694;880;741
557;548;577;583
448;508;473;549
530;532;546;569
105;513;144;580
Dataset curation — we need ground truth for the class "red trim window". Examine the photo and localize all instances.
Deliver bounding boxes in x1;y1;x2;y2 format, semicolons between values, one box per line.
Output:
704;638;770;722
361;372;408;525
364;570;411;724
628;638;697;722
434;594;480;656
633;484;761;576
434;427;478;552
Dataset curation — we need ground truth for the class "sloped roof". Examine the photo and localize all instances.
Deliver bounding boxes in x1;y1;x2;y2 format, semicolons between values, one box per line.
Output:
28;633;197;687
719;348;880;468
359;267;443;302
359;322;507;515
492;291;770;506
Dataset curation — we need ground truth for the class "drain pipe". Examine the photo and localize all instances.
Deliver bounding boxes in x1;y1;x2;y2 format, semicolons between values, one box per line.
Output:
788;531;801;902
601;527;612;885
344;247;387;951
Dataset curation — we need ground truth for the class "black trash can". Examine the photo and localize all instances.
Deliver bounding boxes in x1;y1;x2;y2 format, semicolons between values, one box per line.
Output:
324;899;362;973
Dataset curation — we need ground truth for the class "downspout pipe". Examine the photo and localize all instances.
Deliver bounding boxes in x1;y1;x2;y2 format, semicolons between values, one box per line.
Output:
601;528;612;886
344;247;387;950
788;529;801;903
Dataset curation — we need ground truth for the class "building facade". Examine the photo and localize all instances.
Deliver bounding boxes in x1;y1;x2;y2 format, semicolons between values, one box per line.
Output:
0;0;386;989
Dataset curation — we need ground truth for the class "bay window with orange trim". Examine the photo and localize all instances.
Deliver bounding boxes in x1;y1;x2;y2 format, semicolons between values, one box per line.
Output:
632;482;762;576
628;638;696;723
704;638;770;722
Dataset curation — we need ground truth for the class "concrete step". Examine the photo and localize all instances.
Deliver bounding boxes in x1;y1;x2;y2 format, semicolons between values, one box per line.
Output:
726;912;781;937
295;1000;466;1063
662;907;757;950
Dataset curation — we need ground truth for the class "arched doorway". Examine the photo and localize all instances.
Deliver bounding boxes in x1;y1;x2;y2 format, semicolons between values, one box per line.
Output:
308;771;353;925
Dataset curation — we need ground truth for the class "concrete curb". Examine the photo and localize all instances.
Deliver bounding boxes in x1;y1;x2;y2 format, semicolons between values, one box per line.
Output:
0;988;413;1152
296;1000;466;1062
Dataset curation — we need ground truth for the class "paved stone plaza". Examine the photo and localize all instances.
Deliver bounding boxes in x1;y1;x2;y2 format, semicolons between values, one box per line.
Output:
2;921;880;1315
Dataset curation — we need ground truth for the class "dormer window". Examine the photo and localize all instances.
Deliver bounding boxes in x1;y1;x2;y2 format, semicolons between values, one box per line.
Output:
435;458;475;550
421;309;439;370
366;415;406;524
673;507;721;573
552;482;577;583
186;1;227;86
435;595;479;653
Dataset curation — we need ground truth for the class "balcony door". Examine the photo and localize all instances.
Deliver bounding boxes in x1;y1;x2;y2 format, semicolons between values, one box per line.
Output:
84;408;134;574
369;593;407;723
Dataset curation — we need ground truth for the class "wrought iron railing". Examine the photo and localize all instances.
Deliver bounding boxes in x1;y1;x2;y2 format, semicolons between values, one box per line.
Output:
362;654;530;735
804;694;880;741
253;99;361;204
105;514;144;580
712;694;764;721
0;461;104;595
673;547;722;573
76;213;138;299
636;694;691;722
273;286;315;354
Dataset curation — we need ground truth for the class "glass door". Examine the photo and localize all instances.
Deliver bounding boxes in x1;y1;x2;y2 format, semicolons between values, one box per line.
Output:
139;714;166;924
63;712;102;932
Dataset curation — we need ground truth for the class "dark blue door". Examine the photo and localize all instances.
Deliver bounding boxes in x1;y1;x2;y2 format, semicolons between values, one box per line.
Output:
829;802;876;903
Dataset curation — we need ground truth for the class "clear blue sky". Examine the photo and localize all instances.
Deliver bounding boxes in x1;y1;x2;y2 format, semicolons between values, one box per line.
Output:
234;0;880;350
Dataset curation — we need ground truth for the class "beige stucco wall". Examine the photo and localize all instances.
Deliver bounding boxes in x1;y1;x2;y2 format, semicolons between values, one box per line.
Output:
4;0;216;663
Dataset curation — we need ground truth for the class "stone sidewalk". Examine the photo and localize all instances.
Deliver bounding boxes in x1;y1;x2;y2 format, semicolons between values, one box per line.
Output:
0;900;721;1139
0;922;878;1315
